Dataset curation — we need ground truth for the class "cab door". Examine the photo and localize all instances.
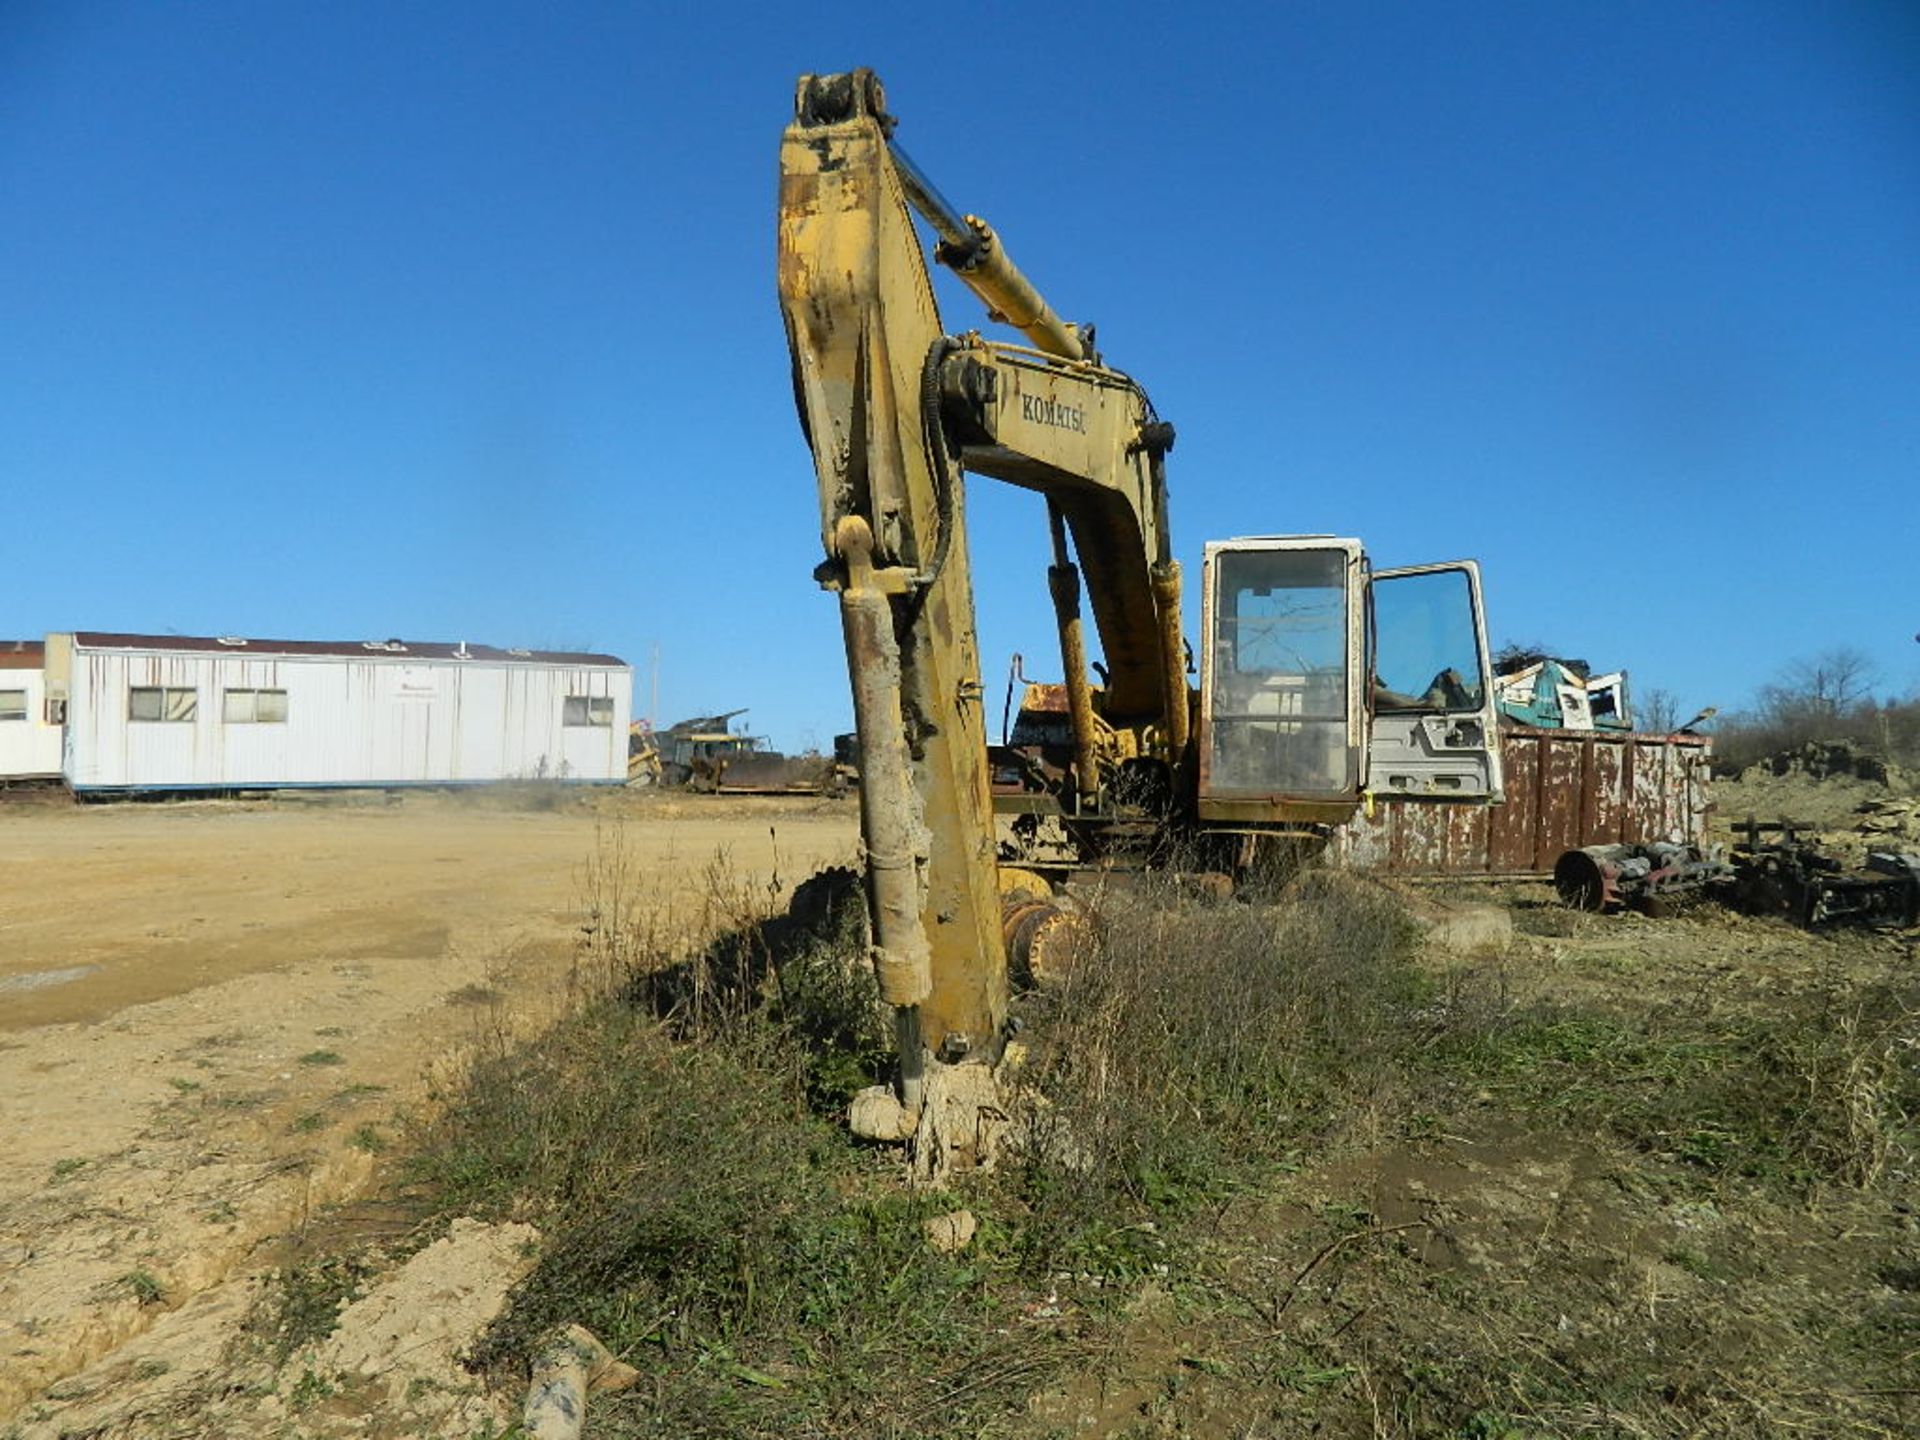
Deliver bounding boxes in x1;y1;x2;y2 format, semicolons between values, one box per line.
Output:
1366;561;1504;800
1197;537;1366;812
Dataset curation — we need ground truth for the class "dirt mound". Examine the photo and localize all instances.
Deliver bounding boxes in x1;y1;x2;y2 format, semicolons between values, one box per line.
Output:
1714;740;1915;837
1714;774;1920;865
9;1218;538;1439
1736;738;1901;786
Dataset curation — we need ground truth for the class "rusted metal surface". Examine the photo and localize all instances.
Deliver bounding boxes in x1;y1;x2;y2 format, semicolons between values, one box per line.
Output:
1338;726;1712;877
1721;821;1920;929
1000;891;1091;988
1554;842;1729;914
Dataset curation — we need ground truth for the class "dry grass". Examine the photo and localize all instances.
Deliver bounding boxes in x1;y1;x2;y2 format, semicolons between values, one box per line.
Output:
1007;868;1423;1267
384;830;1919;1439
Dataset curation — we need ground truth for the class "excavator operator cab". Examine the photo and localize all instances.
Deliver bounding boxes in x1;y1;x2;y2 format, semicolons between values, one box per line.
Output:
1198;538;1503;818
1200;538;1366;804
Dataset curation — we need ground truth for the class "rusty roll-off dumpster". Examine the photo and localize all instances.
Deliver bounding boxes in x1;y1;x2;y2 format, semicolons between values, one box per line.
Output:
1335;726;1712;878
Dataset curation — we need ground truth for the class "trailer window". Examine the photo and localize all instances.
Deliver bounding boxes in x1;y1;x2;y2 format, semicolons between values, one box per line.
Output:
563;695;613;727
1207;548;1354;795
0;690;25;722
129;686;198;723
223;688;289;723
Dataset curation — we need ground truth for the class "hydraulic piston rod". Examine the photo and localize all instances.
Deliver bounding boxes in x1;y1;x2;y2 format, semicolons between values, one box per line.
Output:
890;140;1089;364
833;516;932;1111
887;140;973;254
1046;502;1102;811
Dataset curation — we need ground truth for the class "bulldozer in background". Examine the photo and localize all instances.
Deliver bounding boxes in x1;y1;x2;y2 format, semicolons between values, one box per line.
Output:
628;710;848;795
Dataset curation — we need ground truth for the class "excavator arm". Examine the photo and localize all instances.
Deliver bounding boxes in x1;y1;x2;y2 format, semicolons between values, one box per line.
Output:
776;70;1188;1090
936;340;1184;739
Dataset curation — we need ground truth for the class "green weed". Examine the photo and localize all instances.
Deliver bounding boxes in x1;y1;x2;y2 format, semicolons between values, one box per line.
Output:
348;1123;385;1152
1431;977;1918;1189
247;1255;371;1364
286;1367;335;1412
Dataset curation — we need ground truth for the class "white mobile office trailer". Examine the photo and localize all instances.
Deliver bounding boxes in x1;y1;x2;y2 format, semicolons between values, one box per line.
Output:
0;641;65;781
49;632;631;794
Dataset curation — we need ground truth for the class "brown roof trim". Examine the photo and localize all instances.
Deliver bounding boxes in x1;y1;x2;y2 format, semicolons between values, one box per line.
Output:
0;640;45;670
70;633;626;667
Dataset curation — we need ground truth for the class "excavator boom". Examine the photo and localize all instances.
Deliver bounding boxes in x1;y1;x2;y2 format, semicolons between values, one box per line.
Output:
776;70;1190;1082
777;71;1008;1078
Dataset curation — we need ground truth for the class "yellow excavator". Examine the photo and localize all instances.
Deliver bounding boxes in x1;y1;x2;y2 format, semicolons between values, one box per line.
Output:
777;70;1503;1142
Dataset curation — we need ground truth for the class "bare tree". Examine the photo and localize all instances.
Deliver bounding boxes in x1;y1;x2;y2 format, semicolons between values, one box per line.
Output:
1710;648;1919;769
1759;647;1879;727
1637;686;1680;733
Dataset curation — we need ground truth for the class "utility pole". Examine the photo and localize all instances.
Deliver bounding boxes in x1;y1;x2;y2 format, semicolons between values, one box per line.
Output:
648;642;660;730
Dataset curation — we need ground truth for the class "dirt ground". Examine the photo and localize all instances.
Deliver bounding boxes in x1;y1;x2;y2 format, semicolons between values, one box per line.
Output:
5;768;1914;1437
0;788;856;1433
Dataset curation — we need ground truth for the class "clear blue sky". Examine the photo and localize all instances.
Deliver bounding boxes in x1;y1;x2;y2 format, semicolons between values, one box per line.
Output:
5;1;1916;750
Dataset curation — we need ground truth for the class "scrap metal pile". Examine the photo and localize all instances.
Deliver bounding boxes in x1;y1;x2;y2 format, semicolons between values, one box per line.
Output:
1493;652;1633;731
1555;820;1920;930
627;710;849;794
1717;818;1920;929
